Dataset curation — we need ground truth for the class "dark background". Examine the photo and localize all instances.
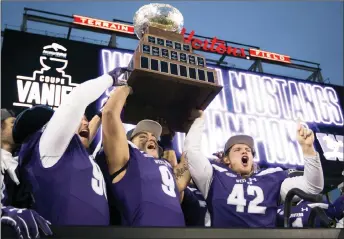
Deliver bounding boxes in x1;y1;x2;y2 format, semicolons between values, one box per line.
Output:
1;29;102;118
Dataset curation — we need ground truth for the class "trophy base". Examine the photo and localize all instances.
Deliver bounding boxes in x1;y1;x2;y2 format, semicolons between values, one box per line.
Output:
122;69;222;132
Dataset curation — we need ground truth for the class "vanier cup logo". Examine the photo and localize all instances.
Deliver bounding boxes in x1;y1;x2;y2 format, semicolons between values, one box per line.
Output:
116;3;223;132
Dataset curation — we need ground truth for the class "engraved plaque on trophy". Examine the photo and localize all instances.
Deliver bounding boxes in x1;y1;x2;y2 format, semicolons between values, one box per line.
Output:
122;3;222;132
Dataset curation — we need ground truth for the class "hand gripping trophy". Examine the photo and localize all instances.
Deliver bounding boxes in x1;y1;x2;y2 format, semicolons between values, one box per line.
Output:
113;3;222;132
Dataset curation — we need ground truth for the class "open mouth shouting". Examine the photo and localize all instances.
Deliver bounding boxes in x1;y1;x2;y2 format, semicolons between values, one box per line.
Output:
146;141;157;150
241;156;249;167
79;129;90;139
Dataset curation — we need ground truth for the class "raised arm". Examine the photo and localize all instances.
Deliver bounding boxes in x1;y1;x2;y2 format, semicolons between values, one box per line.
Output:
280;122;324;201
280;154;323;201
102;86;132;177
173;153;191;195
39;74;113;168
162;149;191;201
159;122;191;196
88;100;109;145
88;114;102;145
184;111;214;199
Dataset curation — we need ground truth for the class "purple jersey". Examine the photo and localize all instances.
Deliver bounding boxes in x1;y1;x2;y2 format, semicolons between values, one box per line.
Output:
109;141;185;226
18;130;109;225
277;196;344;228
277;200;323;227
207;162;288;227
181;185;210;226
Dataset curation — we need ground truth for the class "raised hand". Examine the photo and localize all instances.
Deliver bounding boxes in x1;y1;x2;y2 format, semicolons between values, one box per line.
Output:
296;120;317;156
108;67;132;86
1;206;53;239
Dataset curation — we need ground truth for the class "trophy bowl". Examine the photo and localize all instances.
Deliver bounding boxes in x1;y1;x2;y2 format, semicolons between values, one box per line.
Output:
133;3;184;39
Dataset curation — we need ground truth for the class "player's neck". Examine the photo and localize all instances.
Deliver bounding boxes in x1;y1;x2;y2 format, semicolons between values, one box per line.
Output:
1;142;14;154
240;170;254;178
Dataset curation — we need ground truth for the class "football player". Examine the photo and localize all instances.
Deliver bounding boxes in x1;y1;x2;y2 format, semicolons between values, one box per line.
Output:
100;85;190;226
184;110;324;227
155;120;210;227
12;72;120;225
277;195;343;228
1;108;21;206
1;109;52;238
2;108;35;209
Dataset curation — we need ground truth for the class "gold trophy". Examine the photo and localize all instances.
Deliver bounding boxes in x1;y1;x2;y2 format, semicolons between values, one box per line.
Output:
121;3;222;132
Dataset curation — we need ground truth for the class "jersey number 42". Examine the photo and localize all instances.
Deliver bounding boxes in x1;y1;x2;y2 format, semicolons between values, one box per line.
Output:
227;184;267;214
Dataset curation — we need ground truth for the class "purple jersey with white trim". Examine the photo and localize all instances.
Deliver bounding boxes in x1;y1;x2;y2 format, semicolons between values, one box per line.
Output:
110;142;185;226
276;200;323;227
207;162;288;227
277;196;344;228
18;130;109;225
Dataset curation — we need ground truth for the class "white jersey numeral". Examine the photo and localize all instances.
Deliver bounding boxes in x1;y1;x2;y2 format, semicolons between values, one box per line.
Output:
227;184;247;212
227;184;266;214
89;156;107;199
159;165;176;197
247;185;266;214
292;217;304;227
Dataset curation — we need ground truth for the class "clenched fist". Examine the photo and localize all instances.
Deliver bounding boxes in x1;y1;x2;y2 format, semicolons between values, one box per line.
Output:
296;121;317;156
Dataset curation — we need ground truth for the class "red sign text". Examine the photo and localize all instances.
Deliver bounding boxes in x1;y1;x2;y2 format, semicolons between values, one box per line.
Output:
73;15;135;34
249;49;291;64
181;28;246;58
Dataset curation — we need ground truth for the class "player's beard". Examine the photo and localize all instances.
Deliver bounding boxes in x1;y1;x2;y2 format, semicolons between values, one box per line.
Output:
137;139;158;156
228;158;254;178
241;165;255;178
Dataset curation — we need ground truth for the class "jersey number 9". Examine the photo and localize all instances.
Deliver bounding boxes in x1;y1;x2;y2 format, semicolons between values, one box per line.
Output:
159;166;176;198
89;156;107;199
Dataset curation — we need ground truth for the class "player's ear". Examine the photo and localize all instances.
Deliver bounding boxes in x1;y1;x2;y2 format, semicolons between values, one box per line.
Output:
222;155;230;167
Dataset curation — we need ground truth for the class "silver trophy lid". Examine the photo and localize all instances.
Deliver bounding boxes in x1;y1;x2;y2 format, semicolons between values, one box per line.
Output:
133;3;184;39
